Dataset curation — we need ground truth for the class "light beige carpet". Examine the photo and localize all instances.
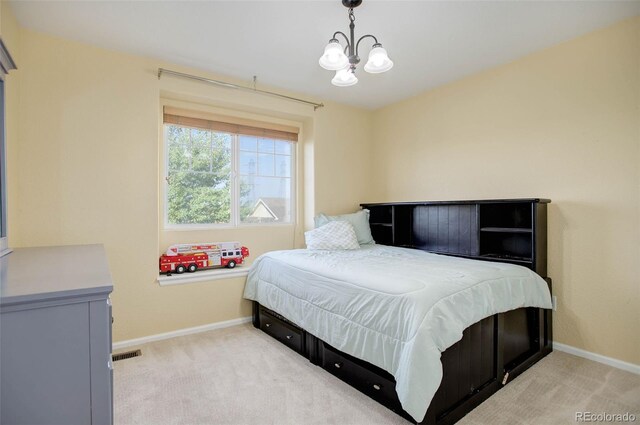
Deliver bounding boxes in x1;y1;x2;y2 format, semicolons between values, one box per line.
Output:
114;323;639;425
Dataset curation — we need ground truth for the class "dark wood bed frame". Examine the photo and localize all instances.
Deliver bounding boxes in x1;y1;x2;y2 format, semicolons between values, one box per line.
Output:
252;199;552;424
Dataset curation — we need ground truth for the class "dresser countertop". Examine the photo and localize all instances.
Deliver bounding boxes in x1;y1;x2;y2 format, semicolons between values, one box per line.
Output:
0;244;113;307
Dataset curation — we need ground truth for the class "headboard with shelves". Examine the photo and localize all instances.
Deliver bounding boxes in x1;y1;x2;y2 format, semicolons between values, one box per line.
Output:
361;199;549;277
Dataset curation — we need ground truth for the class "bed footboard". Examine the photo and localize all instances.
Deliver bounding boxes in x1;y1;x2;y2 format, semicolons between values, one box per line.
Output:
252;300;552;425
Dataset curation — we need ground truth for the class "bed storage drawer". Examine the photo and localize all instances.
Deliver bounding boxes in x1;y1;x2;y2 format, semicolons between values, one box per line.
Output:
319;342;402;411
258;308;304;354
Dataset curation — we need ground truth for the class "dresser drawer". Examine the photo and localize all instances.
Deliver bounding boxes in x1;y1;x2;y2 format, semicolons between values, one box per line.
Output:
320;342;401;410
259;309;304;354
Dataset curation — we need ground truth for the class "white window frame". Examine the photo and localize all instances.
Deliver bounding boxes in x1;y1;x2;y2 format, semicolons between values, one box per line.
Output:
0;39;16;257
162;125;296;230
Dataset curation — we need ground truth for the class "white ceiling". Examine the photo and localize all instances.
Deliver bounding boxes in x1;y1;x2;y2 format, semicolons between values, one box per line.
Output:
9;0;640;109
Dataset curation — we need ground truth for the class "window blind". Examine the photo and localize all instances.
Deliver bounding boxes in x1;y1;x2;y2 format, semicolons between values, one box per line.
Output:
163;107;299;142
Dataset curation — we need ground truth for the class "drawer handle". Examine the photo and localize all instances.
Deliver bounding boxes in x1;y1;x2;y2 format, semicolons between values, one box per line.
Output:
373;384;381;391
265;323;271;328
334;362;343;369
286;335;293;340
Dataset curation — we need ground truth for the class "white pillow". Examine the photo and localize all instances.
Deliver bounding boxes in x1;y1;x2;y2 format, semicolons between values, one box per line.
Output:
314;209;375;245
305;221;360;250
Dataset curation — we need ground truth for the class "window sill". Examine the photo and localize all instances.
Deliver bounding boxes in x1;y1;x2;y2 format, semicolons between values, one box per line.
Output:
157;267;249;286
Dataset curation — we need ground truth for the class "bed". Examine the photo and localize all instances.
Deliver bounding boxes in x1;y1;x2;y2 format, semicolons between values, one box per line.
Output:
244;199;553;425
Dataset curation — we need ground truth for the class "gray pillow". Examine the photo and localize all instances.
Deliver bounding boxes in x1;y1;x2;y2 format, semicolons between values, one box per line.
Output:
314;209;375;245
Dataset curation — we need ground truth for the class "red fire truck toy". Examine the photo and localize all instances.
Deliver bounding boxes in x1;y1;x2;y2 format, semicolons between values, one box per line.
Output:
159;242;249;275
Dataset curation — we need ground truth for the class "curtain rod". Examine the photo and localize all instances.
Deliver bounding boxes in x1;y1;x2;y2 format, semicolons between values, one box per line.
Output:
157;68;324;111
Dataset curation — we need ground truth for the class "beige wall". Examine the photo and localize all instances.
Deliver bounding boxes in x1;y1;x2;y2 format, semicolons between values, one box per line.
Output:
314;103;373;215
372;17;640;364
4;0;637;365
8;21;373;341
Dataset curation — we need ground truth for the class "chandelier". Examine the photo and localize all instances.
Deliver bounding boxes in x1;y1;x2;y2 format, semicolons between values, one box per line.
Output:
319;0;393;87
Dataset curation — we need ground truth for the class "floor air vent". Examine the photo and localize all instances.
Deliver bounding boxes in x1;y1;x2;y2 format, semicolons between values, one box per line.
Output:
112;349;142;362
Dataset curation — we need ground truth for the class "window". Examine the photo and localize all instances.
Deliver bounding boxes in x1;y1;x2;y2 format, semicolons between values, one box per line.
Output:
0;38;16;256
163;107;297;228
238;135;293;224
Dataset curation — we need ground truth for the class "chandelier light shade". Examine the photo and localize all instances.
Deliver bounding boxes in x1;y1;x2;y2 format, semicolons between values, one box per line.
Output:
331;67;358;87
319;39;350;70
364;44;394;73
319;0;393;87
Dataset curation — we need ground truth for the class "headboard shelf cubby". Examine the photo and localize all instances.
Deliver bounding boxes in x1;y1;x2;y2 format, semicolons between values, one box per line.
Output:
361;198;549;277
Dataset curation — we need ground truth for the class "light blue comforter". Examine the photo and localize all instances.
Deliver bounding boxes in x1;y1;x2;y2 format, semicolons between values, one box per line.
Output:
243;245;551;421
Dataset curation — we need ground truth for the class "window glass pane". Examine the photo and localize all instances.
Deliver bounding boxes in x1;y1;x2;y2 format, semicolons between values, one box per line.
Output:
167;170;231;225
167;125;190;144
191;128;209;145
240;175;291;223
258;138;274;153
239;135;257;151
166;128;232;225
167;141;190;171
213;132;232;150
258;153;275;176
211;132;232;175
274;140;291;155
239;151;257;175
166;125;190;171
275;155;291;178
191;133;211;172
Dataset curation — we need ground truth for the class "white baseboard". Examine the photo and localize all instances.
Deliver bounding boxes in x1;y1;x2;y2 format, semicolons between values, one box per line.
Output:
554;342;640;375
112;316;252;351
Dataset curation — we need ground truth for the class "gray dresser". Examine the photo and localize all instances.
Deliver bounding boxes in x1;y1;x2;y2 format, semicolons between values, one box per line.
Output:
0;244;114;425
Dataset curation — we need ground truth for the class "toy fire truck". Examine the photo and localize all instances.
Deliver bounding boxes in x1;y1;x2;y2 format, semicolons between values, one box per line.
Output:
159;242;249;275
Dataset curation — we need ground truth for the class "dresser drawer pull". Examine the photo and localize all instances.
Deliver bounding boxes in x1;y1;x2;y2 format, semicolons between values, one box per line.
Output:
265;323;271;328
334;362;343;369
373;384;381;391
286;335;293;340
